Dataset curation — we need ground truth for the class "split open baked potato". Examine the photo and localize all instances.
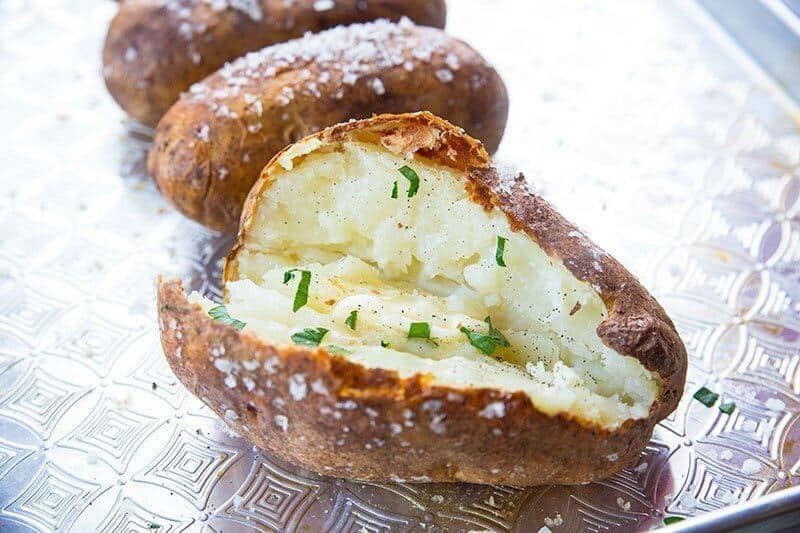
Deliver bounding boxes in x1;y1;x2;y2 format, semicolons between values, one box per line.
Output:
157;112;686;485
147;18;509;232
103;0;447;126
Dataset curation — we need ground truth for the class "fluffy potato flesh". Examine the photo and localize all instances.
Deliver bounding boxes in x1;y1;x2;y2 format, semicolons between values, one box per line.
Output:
207;141;659;430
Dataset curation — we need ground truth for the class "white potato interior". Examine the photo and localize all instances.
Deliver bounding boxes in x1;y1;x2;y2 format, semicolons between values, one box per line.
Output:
204;140;658;429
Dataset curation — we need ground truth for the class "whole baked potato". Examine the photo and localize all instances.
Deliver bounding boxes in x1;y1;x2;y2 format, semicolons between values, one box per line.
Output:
157;112;686;485
103;0;447;126
147;18;509;232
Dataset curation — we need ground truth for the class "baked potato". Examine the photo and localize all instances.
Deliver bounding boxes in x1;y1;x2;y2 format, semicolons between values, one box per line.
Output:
157;112;686;485
103;0;447;126
147;18;509;232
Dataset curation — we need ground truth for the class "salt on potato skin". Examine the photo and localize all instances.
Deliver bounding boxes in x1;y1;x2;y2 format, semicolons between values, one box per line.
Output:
158;112;686;486
147;18;508;232
103;0;447;126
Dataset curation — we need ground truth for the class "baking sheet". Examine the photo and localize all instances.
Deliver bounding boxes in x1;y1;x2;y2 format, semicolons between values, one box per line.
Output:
1;0;799;531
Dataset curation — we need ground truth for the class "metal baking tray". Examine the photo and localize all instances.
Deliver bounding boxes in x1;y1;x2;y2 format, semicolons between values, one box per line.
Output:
1;0;799;531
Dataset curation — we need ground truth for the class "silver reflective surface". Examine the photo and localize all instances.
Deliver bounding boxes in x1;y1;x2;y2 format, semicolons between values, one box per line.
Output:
1;1;799;531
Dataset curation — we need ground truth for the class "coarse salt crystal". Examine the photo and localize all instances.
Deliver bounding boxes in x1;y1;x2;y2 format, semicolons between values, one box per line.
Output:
274;414;288;431
178;21;193;40
124;47;138;62
766;398;786;410
343;72;358;85
264;356;279;373
371;77;385;95
202;0;262;21
214;358;233;372
435;69;454;83
742;458;761;475
311;378;328;395
479;401;505;419
289;374;307;401
445;53;460;70
313;0;334;11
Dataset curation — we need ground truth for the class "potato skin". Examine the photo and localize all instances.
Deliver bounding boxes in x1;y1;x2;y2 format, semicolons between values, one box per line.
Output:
147;20;509;232
103;0;447;126
156;112;686;485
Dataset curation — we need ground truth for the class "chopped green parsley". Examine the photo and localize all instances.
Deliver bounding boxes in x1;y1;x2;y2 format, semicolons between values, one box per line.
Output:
460;316;510;356
345;310;358;330
283;268;311;312
408;322;431;339
693;387;719;408
495;236;507;267
208;306;246;330
326;344;352;355
291;327;328;347
398;165;420;198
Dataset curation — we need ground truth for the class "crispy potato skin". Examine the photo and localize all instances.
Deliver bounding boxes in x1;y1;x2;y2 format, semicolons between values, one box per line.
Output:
157;113;687;485
147;23;509;232
159;279;656;485
103;0;447;126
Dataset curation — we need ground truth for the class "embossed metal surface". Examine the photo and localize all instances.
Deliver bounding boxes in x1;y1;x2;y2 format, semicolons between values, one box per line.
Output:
1;0;799;531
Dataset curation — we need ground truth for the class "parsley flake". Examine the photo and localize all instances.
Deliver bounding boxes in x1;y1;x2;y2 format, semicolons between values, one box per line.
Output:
408;322;431;339
291;327;328;347
407;322;438;346
398;165;419;198
719;401;736;414
283;268;311;312
208;306;246;330
495;236;507;267
345;310;358;330
460;316;510;356
663;516;685;525
380;340;390;348
326;344;352;355
391;180;398;199
693;386;719;408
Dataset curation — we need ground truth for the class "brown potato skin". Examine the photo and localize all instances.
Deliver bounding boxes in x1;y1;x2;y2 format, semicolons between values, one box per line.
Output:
147;22;509;232
103;0;447;126
156;113;687;485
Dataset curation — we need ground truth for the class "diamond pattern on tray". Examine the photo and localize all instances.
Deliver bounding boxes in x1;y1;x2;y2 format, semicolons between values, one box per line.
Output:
2;461;103;531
